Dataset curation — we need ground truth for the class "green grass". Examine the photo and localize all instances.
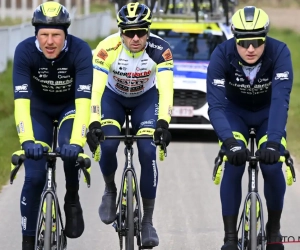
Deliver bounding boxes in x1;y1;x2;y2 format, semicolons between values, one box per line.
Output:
268;28;300;158
0;61;19;189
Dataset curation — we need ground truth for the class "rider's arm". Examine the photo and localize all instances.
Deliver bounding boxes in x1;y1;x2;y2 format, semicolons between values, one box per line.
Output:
267;44;293;144
156;47;174;123
89;39;113;124
206;46;233;142
70;41;93;147
13;42;35;144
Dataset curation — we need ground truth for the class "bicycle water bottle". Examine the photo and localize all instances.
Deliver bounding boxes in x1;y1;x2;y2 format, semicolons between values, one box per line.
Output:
122;178;136;206
245;199;260;231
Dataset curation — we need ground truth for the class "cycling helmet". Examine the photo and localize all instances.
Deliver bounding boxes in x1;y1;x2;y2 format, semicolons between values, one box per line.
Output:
231;6;269;38
32;1;71;28
117;3;152;29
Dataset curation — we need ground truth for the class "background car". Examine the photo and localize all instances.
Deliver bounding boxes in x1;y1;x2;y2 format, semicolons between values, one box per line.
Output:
151;19;233;130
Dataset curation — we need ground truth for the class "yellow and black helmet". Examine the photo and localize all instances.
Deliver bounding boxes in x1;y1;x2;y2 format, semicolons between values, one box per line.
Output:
231;6;269;38
32;1;71;28
117;3;152;29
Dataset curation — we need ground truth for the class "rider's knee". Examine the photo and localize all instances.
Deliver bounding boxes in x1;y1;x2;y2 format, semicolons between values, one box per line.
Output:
24;160;46;189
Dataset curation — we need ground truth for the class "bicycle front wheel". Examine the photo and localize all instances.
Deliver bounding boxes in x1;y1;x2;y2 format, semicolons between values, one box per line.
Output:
44;193;54;250
249;193;258;250
125;171;135;250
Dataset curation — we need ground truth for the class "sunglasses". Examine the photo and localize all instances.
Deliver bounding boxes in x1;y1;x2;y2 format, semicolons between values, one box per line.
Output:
236;37;266;49
122;28;148;38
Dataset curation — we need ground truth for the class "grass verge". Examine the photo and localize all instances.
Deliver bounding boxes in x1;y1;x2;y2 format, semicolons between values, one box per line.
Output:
269;28;300;158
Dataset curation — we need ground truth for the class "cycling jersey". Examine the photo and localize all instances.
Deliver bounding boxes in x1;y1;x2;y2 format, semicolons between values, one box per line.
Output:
90;32;174;124
13;35;93;147
207;37;293;144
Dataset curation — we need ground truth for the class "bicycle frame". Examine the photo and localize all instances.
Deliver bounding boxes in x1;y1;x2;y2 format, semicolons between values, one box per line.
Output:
238;128;265;250
105;109;162;250
34;121;66;249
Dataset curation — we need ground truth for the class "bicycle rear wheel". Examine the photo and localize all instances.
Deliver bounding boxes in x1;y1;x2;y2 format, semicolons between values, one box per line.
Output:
125;171;135;250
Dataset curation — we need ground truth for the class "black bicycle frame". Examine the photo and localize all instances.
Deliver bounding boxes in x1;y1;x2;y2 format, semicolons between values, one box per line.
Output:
105;109;155;249
35;121;65;248
239;128;265;250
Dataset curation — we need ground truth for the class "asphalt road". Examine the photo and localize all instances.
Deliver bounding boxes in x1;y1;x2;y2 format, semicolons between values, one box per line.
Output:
1;130;300;249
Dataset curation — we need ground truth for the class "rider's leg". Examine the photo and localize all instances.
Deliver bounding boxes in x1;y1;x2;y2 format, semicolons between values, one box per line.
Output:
256;121;286;250
58;106;85;238
98;88;125;224
131;86;159;247
20;104;53;250
220;109;249;250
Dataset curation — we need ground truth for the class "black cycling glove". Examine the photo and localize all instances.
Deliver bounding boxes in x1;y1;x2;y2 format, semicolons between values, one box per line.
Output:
153;119;172;146
255;141;281;165
224;137;250;166
86;121;104;153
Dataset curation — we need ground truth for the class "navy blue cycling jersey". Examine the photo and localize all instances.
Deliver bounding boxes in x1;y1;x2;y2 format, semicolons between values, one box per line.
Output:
13;35;93;104
207;37;293;144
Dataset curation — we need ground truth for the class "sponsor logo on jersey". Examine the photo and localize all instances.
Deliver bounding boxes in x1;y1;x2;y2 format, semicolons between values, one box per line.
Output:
97;49;108;60
162;48;173;61
15;84;28;93
77;84;91;92
113;70;151;78
275;71;289;80
148;42;163;50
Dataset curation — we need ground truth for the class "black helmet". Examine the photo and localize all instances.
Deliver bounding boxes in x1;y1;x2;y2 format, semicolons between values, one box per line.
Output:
32;1;71;28
117;3;152;29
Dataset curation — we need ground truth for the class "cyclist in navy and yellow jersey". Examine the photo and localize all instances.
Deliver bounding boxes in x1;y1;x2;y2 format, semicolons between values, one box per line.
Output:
207;6;293;250
86;2;173;247
13;1;93;249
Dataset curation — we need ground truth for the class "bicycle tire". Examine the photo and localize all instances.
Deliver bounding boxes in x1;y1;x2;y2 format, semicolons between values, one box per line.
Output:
249;193;257;250
125;171;135;250
44;193;54;250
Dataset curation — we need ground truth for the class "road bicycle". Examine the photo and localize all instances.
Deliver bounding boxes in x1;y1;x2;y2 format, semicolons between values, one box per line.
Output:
212;128;296;250
10;120;91;250
100;109;166;250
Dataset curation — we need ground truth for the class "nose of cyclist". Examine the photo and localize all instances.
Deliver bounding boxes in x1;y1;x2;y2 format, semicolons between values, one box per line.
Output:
132;34;140;41
247;44;255;53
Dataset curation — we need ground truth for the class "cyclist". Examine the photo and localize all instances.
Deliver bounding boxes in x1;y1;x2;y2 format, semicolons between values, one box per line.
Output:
86;2;173;247
13;2;92;249
207;6;292;250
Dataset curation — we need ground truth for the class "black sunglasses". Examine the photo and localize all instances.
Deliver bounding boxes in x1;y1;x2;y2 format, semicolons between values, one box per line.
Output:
122;29;148;38
236;38;266;49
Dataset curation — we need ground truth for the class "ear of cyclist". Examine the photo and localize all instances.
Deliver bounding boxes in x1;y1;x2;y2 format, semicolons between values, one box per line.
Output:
86;119;172;154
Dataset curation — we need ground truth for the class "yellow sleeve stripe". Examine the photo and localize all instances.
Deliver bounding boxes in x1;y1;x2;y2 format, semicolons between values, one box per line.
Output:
90;69;107;124
14;99;35;144
70;98;91;147
156;69;174;123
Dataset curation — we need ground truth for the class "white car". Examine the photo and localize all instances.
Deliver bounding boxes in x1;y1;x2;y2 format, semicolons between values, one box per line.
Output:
151;20;233;130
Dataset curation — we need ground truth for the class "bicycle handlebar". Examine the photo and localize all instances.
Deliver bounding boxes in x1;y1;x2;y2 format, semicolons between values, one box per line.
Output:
97;128;168;158
212;149;296;185
10;150;91;187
